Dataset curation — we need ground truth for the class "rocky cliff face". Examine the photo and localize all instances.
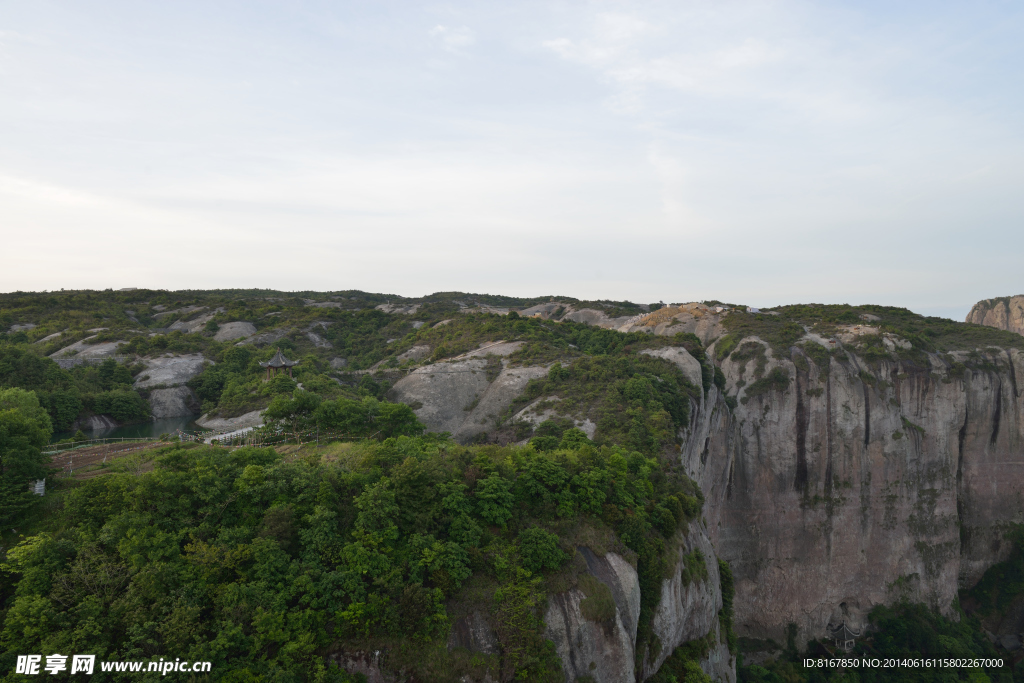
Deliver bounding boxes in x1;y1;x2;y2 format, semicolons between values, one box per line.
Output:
375;310;1024;673
540;530;735;682
134;354;209;419
544;549;641;683
967;296;1024;336
643;520;735;683
679;337;1024;647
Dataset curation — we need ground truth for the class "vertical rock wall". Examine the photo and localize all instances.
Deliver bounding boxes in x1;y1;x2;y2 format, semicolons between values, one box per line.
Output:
680;339;1024;646
544;550;641;683
643;519;736;683
966;296;1024;336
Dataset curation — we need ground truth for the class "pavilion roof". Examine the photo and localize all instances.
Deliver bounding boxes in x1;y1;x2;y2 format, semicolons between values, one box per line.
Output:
260;349;299;368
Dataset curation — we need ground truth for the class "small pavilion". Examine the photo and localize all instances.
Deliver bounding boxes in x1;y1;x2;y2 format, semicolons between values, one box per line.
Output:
831;622;860;652
260;348;299;380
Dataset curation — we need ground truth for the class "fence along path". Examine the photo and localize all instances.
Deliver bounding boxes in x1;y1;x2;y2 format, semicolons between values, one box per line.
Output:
179;426;382;449
46;428;378;478
47;439;165;477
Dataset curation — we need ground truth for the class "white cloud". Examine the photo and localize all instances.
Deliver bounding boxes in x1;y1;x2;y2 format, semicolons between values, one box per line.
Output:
429;24;475;54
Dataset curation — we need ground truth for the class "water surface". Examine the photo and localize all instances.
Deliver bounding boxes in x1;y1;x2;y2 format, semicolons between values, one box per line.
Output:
51;416;208;443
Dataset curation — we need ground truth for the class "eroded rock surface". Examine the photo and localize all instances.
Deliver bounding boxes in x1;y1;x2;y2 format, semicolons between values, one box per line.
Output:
70;415;119;431
196;409;265;432
149;386;201;419
562;309;636;329
677;338;1024;648
967;295;1024;336
544;550;640;683
239;328;292;346
133;354;208;418
213;321;256;342
396;345;431;363
640;346;704;388
168;308;225;333
512;397;597;439
134;354;208;389
388;342;548;443
447;611;500;655
643;520;735;682
376;303;420;315
565;303;728;345
50;337;126;367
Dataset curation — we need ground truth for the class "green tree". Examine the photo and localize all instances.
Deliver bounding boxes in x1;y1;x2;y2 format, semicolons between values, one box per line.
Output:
475;473;514;527
264;390;323;436
0;388;52;526
518;527;567;573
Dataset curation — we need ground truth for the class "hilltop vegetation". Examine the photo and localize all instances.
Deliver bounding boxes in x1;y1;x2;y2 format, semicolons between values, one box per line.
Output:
0;435;702;682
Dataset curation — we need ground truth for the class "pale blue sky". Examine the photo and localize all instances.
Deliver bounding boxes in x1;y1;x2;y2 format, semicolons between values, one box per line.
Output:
2;1;1022;318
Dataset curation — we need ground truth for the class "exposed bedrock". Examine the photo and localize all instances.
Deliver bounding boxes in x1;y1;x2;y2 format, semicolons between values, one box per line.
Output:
544;549;641;683
134;354;209;389
640;346;704;388
543;534;734;683
679;339;1024;646
213;321;256;342
135;354;209;418
643;520;735;683
967;295;1024;336
387;342;549;443
149;386;201;419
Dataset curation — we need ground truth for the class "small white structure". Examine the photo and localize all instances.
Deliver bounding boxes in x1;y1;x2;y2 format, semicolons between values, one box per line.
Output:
31;479;45;496
747;307;760;313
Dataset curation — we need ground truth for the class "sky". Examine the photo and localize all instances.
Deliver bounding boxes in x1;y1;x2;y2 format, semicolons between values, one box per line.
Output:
1;1;1022;319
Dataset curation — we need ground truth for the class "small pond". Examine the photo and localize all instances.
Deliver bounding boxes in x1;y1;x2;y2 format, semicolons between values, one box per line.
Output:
51;416;208;443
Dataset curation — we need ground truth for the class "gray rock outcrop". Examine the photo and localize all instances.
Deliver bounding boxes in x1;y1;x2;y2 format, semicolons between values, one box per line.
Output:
565;303;728;346
376;303;420;315
388;342;548;443
69;415;118;432
238;328;292;346
640;346;704;388
305;322;333;348
676;337;1024;648
519;302;573;319
447;611;500;655
134;354;208;389
35;331;64;344
544;549;640;683
155;306;225;333
133;354;208;418
562;309;636;329
50;337;126;367
196;409;264;432
643;520;735;682
213;322;257;342
967;295;1024;336
149;386;201;419
512;397;597;439
396;345;431;363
